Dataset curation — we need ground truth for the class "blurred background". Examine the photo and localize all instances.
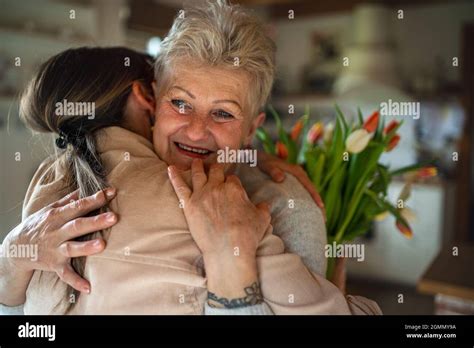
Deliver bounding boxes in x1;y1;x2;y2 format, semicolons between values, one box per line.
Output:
0;0;473;314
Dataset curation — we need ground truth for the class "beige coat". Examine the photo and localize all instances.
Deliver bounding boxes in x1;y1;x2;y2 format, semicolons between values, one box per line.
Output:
23;127;381;315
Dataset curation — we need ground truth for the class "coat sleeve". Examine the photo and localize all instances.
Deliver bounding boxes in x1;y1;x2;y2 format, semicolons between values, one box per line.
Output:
256;231;382;315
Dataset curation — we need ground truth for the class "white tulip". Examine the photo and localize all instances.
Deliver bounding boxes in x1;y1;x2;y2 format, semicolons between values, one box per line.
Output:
345;129;372;154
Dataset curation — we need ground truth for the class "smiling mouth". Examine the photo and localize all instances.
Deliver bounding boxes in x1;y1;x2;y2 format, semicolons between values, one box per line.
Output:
174;142;213;158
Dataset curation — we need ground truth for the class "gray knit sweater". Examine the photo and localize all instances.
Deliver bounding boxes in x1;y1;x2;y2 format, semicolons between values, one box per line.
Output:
204;164;327;315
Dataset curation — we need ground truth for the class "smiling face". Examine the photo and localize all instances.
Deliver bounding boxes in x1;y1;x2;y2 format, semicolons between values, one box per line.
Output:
152;60;265;170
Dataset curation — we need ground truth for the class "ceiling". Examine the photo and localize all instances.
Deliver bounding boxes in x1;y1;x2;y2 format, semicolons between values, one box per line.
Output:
59;0;471;35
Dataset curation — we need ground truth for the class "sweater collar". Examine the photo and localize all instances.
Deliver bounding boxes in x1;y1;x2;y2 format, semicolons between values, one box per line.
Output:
96;126;157;159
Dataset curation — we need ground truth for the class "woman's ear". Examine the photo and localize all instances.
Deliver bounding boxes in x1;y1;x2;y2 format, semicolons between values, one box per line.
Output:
132;81;155;113
244;112;266;146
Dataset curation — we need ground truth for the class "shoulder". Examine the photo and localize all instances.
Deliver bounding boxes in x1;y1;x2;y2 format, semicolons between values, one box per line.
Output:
22;156;68;219
236;164;322;220
236;165;311;206
236;164;327;276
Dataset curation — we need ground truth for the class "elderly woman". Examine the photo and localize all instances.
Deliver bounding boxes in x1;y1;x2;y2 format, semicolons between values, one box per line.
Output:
149;0;331;313
1;0;380;315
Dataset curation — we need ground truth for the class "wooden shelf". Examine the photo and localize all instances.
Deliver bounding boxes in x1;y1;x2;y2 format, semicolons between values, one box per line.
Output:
417;243;474;301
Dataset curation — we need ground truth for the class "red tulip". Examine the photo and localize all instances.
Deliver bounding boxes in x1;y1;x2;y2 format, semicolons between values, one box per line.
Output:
276;141;288;160
416;166;437;178
306;123;323;144
290;120;303;141
396;220;413;239
384;120;399;135
386;134;401;152
363;111;379;133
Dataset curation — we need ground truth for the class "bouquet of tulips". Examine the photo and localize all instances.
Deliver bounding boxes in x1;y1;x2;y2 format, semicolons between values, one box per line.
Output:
256;105;437;278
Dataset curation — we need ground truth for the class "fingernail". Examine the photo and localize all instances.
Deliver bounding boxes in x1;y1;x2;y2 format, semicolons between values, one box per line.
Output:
83;286;90;294
93;239;102;247
105;213;116;223
105;188;116;199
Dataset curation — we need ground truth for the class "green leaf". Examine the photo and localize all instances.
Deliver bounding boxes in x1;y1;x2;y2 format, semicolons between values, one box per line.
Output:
305;149;318;182
348;194;372;231
325;162;347;234
313;153;326;191
305;150;326;192
335;104;349;134
374;111;384;142
285;137;298;164
334;143;385;242
357;107;364;126
296;112;310;164
267;105;298;163
268;104;282;129
344;142;385;207
365;189;411;229
343;220;372;242
320;110;346;190
370;164;390;195
256;127;275;155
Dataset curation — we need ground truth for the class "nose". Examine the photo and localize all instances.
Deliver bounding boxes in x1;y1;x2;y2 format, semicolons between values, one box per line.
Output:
185;115;209;142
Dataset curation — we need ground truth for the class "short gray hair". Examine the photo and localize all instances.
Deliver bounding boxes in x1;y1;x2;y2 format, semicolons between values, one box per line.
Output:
154;0;276;114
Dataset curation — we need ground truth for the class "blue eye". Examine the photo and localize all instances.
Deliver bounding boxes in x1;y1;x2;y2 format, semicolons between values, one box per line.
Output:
171;99;191;113
214;110;235;120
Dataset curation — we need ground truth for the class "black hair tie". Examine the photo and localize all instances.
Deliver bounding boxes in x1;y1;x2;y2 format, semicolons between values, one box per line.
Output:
55;131;68;149
56;124;85;150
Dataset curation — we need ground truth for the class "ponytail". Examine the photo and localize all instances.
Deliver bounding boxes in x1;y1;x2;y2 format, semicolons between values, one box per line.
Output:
19;47;154;310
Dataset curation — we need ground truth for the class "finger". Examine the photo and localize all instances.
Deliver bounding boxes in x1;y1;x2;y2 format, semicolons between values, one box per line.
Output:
56;263;91;293
58;239;106;258
299;176;322;207
268;166;285;182
60;212;118;240
257;152;286;182
208;163;225;185
256;201;271;221
277;163;327;221
225;175;249;201
51;190;79;208
168;165;192;203
57;188;117;223
313;192;326;224
191;159;207;190
225;174;244;189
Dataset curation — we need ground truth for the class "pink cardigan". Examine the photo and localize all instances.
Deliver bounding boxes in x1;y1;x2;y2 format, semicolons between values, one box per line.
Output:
23;127;381;315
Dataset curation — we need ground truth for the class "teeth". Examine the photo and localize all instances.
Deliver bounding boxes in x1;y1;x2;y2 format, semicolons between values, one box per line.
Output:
177;143;210;154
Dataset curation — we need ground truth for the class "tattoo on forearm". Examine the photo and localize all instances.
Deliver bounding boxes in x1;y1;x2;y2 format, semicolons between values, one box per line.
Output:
207;282;264;308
